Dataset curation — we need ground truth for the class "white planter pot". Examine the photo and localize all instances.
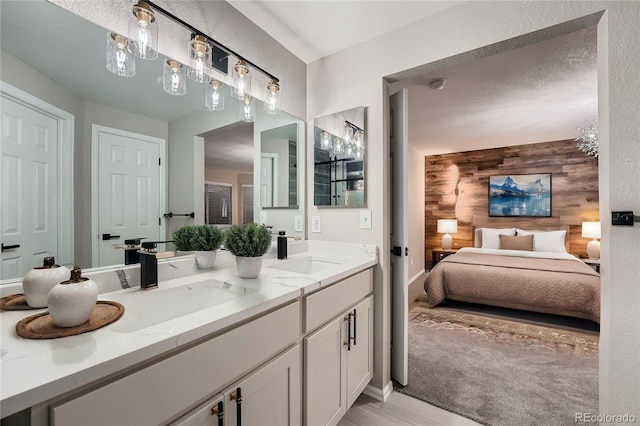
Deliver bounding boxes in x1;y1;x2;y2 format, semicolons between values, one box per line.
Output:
22;258;71;308
235;256;263;279
195;250;217;269
47;269;98;328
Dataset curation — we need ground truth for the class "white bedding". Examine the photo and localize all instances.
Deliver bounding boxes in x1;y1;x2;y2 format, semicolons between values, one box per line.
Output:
458;247;582;262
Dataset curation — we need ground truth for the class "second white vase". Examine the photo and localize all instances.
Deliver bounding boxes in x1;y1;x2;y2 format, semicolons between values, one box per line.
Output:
235;256;263;279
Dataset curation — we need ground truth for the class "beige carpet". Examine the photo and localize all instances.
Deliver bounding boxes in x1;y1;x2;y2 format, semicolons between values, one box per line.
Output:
397;298;599;426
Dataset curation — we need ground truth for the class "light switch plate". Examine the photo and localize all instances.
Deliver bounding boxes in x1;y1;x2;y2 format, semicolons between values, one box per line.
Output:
294;215;303;232
312;216;321;233
259;211;267;225
360;210;372;230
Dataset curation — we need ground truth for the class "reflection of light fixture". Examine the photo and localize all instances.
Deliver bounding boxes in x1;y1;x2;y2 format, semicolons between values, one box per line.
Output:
239;95;255;122
187;35;211;83
321;131;331;150
205;80;225;110
354;129;363;149
437;219;457;250
343;123;353;144
575;118;598;158
264;79;281;115
232;60;251;99
163;59;186;96
128;1;158;60
106;32;135;77
333;137;344;154
582;221;601;259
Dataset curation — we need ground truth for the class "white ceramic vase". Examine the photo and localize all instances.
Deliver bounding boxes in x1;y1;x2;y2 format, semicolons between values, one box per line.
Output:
47;267;98;328
195;250;217;269
22;257;71;308
235;256;263;279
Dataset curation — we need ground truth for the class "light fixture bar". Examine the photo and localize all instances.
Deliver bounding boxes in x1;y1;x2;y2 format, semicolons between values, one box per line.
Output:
144;0;279;83
344;120;364;133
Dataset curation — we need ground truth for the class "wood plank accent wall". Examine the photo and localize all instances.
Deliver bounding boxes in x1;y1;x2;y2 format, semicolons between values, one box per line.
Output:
424;139;599;264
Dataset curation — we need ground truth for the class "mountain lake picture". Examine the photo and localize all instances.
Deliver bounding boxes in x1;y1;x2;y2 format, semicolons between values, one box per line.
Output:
489;173;552;217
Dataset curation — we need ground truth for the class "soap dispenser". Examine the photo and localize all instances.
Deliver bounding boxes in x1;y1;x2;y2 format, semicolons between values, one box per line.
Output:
277;231;288;260
47;267;98;327
22;257;71;308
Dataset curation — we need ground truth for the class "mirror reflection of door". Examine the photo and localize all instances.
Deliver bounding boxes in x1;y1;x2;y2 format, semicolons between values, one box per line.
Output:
260;154;276;208
260;123;298;208
92;125;165;267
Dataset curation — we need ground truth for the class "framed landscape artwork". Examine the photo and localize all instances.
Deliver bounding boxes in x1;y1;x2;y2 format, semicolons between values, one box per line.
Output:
488;173;552;217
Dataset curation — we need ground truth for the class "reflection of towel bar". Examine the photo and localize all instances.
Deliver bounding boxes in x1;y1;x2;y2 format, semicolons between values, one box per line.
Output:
163;212;194;218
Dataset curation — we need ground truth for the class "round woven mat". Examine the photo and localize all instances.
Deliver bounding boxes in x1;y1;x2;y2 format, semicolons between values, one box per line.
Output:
16;301;125;339
0;294;37;311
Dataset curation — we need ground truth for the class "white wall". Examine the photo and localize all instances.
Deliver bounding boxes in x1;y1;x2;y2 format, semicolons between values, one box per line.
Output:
261;138;290;207
308;1;640;416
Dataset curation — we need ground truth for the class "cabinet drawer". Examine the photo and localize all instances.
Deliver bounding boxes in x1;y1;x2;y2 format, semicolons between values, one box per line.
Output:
52;301;300;426
304;269;372;333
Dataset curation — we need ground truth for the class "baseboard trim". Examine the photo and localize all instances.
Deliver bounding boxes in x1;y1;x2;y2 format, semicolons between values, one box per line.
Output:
409;269;425;285
363;380;393;402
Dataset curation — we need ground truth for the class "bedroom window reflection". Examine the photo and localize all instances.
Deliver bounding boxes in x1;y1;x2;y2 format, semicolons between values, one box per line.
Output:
205;182;232;225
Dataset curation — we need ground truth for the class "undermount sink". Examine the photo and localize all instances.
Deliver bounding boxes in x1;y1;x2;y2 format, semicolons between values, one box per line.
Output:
106;279;256;333
267;256;344;274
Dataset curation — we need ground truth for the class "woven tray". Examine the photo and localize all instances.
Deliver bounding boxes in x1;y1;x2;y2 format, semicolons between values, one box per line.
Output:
0;294;37;311
16;301;125;339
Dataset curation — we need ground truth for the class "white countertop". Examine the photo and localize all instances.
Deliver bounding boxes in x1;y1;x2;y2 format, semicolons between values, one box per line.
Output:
0;242;377;418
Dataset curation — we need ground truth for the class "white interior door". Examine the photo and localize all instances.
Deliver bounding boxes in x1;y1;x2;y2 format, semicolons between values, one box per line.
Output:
93;126;165;267
260;155;275;208
1;96;58;279
390;88;409;385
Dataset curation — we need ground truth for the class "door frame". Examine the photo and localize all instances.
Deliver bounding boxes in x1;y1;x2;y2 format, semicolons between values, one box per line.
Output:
0;82;74;269
90;124;166;266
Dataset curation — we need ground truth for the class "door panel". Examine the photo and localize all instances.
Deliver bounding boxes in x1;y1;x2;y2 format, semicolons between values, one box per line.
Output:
346;296;373;408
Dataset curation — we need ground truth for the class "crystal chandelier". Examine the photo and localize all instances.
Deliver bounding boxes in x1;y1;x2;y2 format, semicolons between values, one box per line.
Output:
575;118;598;158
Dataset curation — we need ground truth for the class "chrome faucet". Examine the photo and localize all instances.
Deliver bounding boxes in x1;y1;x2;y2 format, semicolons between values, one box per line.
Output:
139;241;172;290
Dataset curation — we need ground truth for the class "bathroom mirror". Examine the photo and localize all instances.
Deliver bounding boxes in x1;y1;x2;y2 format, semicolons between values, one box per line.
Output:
260;124;299;208
0;0;306;280
313;106;366;206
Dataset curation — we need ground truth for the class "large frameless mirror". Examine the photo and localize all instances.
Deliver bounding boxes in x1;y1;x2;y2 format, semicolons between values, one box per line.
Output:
313;106;366;207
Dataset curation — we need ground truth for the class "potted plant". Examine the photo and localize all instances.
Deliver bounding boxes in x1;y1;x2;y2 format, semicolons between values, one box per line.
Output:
224;223;273;278
172;224;224;269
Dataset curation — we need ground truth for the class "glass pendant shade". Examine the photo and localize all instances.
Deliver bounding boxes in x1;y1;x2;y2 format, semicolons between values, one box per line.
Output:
333;137;344;154
321;131;331;150
239;95;255;122
206;80;225;110
163;59;186;96
127;1;158;60
354;130;363;149
343;123;353;144
232;60;251;99
263;79;281;115
106;32;135;77
187;35;211;83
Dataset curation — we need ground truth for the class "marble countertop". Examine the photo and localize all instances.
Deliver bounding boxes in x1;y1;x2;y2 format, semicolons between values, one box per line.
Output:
0;241;377;418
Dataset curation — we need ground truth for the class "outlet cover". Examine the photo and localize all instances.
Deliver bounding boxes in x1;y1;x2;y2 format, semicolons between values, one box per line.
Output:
360;210;372;230
259;211;267;225
312;216;321;233
294;215;303;232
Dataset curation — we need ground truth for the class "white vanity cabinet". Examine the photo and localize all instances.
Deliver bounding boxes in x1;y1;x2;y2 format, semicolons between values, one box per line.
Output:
303;269;373;426
170;344;301;426
51;301;300;426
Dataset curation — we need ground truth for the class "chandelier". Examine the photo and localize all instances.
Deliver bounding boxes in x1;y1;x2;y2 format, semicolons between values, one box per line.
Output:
575;118;598;158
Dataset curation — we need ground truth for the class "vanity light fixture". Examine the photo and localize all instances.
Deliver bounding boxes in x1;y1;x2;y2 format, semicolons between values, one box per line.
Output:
343;123;353;144
206;80;225;110
320;131;331;150
239;94;255;122
232;60;251;99
106;32;136;77
333;137;344;154
187;34;211;83
264;79;281;115
162;59;187;96
127;1;158;60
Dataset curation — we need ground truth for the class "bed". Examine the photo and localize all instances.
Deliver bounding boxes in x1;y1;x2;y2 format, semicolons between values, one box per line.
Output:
424;227;601;323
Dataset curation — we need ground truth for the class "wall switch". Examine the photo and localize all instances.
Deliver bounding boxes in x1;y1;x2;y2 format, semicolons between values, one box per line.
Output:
312;216;321;233
294;215;303;232
259;211;267;225
360;210;372;230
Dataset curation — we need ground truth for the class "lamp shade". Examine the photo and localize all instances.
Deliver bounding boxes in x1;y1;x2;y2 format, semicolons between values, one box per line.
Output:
582;221;601;239
437;219;458;234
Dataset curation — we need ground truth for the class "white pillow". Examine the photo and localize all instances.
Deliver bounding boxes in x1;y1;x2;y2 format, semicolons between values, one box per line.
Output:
481;228;516;249
516;229;567;252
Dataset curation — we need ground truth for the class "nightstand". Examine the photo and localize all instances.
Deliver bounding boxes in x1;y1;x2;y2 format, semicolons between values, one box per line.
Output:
583;258;600;273
432;249;459;267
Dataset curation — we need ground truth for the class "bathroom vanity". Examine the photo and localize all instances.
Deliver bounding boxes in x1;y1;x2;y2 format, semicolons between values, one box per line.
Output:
0;242;377;426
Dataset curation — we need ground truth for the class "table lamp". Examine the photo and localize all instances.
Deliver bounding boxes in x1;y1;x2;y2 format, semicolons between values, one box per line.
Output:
582;221;601;259
437;219;458;250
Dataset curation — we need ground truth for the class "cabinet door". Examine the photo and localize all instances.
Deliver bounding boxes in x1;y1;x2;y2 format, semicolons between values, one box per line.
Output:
169;394;225;426
346;295;373;408
224;345;301;426
304;315;347;426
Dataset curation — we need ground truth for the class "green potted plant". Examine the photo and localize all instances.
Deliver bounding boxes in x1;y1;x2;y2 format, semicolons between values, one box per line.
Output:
224;223;273;278
172;224;224;269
